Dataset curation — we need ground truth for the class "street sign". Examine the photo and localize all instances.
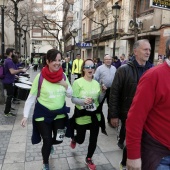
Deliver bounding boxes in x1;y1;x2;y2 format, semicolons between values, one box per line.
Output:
150;0;170;11
76;42;92;48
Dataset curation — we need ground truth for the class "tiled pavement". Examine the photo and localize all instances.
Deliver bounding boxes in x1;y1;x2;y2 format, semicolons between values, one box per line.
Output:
0;69;122;170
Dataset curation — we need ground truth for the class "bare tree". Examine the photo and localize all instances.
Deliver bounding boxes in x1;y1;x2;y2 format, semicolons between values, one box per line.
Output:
5;0;36;53
84;0;110;57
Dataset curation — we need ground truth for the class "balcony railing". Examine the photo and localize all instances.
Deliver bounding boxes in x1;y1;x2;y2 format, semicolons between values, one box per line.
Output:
66;12;73;22
84;2;94;17
94;0;105;8
91;22;124;39
83;32;92;41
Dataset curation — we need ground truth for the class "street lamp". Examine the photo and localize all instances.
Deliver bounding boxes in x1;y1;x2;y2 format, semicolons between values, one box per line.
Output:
0;0;8;60
71;29;78;60
112;2;121;58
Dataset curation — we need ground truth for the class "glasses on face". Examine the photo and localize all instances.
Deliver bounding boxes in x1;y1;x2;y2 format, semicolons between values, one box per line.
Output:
83;65;95;69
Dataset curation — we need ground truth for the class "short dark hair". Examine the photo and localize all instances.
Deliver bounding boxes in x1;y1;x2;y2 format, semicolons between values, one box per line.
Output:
46;49;62;63
6;48;15;55
113;56;118;60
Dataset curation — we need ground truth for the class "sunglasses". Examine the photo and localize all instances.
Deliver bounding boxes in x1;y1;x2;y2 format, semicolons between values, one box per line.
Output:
83;65;95;69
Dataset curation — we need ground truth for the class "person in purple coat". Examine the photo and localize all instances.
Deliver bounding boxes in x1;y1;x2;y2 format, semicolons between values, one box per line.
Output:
112;56;121;69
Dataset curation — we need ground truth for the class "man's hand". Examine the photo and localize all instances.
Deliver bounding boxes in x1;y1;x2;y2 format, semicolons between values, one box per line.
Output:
110;118;119;127
21;68;27;73
101;84;107;92
127;158;141;170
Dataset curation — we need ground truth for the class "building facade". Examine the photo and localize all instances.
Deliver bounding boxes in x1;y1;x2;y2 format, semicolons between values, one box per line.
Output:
77;0;170;62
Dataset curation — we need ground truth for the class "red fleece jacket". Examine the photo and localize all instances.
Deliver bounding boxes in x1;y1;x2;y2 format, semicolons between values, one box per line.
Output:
126;62;170;159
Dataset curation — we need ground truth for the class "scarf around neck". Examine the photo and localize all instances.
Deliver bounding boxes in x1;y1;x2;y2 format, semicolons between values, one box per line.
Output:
41;65;63;83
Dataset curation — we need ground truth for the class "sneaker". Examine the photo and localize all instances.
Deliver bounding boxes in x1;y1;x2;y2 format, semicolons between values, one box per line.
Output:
11;107;15;111
70;139;76;149
4;112;16;117
12;101;20;104
117;142;124;149
50;145;54;154
119;161;126;170
42;164;50;170
85;158;96;170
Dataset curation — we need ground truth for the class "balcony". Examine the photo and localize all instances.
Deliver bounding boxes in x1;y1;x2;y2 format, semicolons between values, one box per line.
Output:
94;0;105;8
91;22;124;39
83;2;94;17
83;32;91;42
66;12;73;22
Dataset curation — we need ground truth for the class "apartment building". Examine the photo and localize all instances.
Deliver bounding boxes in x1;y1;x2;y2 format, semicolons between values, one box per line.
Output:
81;0;170;62
63;0;82;60
30;0;63;57
82;0;127;60
121;0;170;63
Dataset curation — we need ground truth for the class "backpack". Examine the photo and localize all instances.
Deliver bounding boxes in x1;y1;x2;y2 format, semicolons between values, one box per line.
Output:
0;64;5;79
37;73;66;98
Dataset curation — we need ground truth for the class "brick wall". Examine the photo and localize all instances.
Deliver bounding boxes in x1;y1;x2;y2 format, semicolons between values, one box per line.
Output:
158;27;170;55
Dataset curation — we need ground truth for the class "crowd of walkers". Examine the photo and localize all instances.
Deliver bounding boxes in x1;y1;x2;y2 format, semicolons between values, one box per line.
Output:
1;38;170;170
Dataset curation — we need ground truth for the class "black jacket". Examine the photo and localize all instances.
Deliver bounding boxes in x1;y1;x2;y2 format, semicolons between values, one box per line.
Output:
62;62;72;74
109;59;153;121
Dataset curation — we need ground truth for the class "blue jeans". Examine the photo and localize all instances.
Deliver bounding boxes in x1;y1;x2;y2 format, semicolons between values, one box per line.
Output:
157;156;170;170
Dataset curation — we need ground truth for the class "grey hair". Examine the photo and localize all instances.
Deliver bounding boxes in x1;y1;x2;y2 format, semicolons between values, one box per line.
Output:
133;39;149;50
165;38;170;57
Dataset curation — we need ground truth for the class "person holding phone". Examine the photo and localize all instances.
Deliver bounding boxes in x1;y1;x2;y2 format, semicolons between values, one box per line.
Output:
70;59;106;170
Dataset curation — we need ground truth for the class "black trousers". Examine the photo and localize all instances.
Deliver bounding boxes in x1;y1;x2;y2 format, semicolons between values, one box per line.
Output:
100;88;110;122
121;146;127;166
66;74;71;83
36;118;66;164
74;123;99;158
3;83;14;114
118;119;126;144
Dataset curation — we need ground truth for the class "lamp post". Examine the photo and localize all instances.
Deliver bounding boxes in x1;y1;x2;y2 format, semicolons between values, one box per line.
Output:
0;0;8;60
71;29;78;60
112;2;121;58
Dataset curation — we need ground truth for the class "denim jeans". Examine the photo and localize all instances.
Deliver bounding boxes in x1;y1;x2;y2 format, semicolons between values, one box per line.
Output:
157;156;170;170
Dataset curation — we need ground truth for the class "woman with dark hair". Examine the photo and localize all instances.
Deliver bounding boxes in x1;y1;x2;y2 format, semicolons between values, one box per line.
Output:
70;59;107;170
21;49;72;170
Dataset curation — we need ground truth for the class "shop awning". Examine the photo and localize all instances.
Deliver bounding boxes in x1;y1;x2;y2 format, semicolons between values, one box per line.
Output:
120;31;160;40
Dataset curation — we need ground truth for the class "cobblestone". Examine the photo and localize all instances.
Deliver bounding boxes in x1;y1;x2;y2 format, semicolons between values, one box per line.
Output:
0;69;121;169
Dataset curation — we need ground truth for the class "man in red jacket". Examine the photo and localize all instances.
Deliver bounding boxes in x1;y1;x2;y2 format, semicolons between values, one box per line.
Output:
126;38;170;170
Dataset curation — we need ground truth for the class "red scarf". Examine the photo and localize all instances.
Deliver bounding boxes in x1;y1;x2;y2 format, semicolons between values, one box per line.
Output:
41;65;63;83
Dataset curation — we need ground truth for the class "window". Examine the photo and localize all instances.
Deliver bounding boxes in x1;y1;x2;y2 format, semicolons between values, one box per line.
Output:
138;0;151;14
83;23;85;35
35;40;42;45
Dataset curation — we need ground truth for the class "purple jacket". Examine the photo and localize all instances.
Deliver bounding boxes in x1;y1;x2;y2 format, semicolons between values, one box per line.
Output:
2;58;16;84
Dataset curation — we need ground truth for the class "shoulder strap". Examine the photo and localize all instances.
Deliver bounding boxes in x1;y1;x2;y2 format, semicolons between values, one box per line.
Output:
37;73;43;98
63;73;66;81
37;73;66;98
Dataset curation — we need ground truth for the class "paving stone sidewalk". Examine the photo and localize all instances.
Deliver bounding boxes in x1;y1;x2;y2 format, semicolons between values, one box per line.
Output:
0;69;122;170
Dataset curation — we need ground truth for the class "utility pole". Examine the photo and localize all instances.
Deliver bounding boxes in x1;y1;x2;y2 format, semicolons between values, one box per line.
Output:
14;2;18;51
133;0;138;42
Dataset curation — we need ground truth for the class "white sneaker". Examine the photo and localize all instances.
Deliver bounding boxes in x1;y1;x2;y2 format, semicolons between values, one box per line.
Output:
119;161;126;170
